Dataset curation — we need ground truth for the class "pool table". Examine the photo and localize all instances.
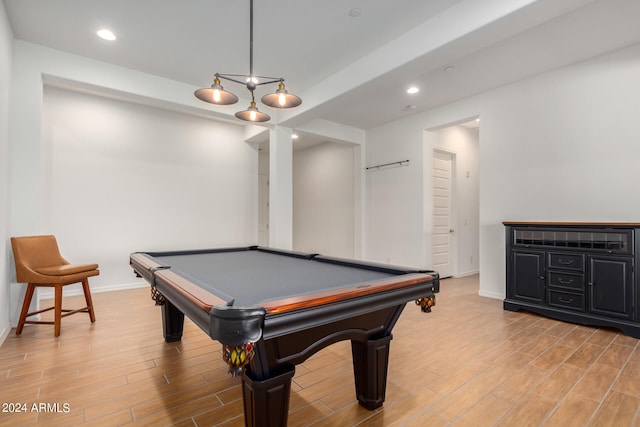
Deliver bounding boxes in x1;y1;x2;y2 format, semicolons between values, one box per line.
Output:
130;246;438;427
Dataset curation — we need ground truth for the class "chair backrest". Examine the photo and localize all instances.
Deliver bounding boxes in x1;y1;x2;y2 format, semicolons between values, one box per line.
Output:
11;235;68;283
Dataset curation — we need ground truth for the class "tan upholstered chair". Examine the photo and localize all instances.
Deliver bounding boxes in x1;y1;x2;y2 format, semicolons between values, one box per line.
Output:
11;235;98;337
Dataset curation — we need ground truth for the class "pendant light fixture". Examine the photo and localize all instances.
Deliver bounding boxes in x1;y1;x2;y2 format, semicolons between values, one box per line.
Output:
194;0;302;122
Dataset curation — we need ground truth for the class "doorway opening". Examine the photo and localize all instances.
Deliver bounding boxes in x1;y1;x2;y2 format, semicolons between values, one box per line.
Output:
425;118;479;278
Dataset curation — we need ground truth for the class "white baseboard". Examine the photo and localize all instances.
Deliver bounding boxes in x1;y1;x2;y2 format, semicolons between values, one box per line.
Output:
478;289;504;300
453;269;479;278
37;281;148;300
0;324;10;347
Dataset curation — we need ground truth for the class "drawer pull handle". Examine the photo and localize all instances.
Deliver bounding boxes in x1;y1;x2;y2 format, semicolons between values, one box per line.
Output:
558;259;574;265
558;297;574;304
558;278;575;285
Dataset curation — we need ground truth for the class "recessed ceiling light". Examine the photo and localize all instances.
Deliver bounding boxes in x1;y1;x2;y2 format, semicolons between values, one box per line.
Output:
97;29;116;41
292;133;299;139
349;8;361;17
443;65;455;72
406;87;419;94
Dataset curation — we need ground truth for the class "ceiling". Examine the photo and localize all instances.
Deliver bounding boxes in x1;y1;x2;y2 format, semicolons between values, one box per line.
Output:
4;0;640;136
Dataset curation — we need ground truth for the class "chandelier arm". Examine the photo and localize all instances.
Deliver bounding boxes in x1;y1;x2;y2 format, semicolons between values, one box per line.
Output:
255;79;285;87
215;74;249;86
254;75;284;80
217;74;282;83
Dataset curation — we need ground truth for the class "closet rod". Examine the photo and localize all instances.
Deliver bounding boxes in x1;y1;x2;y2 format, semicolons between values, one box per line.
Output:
365;159;410;170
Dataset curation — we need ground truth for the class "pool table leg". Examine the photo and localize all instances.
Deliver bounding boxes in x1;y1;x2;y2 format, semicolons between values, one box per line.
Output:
241;367;295;427
351;334;393;410
161;300;184;342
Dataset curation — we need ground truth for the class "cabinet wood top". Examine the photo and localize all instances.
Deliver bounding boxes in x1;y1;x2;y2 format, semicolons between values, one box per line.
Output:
503;221;640;227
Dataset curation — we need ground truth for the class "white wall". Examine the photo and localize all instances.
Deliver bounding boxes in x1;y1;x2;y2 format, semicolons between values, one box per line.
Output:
365;42;640;299
0;2;13;342
478;43;640;298
39;86;256;295
293;142;355;258
365;124;428;267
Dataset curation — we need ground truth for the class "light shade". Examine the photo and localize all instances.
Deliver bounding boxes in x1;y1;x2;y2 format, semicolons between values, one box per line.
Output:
261;81;302;108
194;77;239;105
235;101;270;122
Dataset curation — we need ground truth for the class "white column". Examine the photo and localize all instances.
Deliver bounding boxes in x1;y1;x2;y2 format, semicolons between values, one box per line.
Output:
353;144;365;259
268;126;293;250
10;50;44;235
9;47;44;326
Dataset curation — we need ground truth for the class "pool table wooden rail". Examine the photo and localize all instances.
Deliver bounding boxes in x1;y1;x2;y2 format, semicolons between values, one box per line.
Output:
261;272;433;314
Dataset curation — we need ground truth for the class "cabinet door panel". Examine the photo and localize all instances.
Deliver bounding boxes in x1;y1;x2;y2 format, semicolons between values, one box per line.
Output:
512;251;545;304
588;256;634;320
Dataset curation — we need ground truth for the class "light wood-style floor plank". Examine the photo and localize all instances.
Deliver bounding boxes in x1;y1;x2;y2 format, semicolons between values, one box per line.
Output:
2;275;640;426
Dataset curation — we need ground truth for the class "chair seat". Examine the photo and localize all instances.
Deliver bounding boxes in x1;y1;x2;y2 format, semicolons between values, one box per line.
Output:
35;263;99;276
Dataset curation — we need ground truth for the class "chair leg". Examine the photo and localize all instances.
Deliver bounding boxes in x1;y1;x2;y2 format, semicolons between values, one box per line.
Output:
54;284;63;337
16;284;36;335
82;279;96;323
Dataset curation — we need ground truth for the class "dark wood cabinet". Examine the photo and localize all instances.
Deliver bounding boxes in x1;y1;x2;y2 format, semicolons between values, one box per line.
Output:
504;222;640;338
511;250;545;304
588;255;633;319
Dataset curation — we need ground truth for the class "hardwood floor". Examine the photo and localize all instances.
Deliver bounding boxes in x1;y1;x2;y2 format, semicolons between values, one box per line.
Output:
1;274;640;426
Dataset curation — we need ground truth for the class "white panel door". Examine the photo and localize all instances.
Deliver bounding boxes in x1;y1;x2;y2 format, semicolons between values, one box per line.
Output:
432;150;454;278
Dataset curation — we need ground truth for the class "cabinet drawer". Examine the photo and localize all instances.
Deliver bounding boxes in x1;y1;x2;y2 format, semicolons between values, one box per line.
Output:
548;271;584;291
548;253;585;271
547;290;585;311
